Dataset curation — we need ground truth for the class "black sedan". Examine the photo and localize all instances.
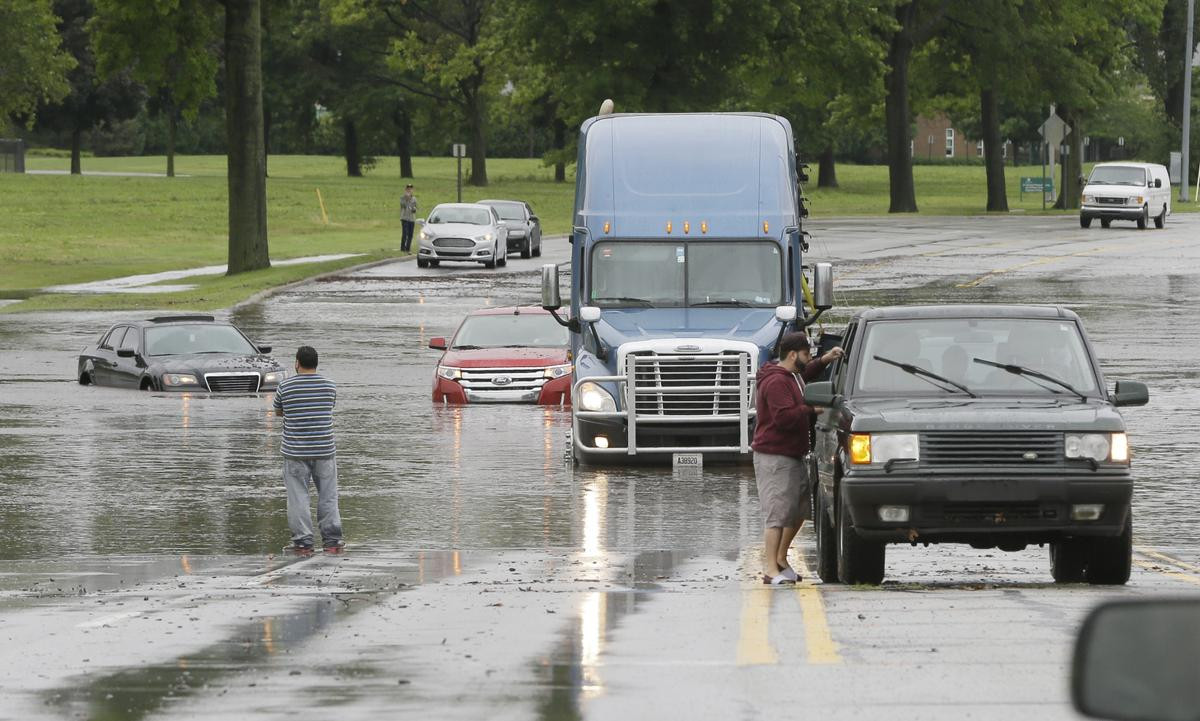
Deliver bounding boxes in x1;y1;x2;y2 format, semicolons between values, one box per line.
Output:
77;315;286;392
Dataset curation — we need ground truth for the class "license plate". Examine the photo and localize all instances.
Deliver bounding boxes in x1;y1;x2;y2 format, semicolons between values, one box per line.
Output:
673;453;703;469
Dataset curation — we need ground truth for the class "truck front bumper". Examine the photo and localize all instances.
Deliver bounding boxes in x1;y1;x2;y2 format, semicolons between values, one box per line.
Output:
1081;204;1144;220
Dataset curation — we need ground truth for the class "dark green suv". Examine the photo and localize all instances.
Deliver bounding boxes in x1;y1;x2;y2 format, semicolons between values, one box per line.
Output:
805;305;1149;586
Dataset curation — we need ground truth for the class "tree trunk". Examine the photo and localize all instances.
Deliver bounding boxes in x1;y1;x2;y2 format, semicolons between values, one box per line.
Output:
167;111;177;178
980;88;1007;212
224;0;270;275
818;145;838;188
885;8;918;213
263;101;271;177
466;89;487;186
344;118;361;177
1053;106;1083;211
553;118;566;182
70;128;82;175
398;108;413;178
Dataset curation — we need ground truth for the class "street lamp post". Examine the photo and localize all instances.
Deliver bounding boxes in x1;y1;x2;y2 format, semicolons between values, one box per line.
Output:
1182;0;1195;202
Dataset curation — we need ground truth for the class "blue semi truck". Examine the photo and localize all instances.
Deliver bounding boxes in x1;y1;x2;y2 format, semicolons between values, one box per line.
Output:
541;110;832;464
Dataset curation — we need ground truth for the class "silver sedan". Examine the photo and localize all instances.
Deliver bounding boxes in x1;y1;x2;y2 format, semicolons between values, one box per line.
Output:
417;203;509;269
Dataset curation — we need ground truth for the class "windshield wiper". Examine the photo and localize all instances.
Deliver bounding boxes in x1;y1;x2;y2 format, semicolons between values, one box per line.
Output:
691;299;753;307
451;344;484;350
873;355;978;398
591;296;653;306
972;358;1088;402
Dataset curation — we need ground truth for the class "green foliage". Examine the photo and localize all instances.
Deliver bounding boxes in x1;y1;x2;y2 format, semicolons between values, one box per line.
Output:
0;0;75;124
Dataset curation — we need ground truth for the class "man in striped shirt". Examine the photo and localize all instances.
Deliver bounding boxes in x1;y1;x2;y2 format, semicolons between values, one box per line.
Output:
273;346;343;554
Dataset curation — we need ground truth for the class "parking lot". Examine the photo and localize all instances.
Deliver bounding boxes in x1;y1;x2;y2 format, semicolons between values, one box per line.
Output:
1;214;1199;719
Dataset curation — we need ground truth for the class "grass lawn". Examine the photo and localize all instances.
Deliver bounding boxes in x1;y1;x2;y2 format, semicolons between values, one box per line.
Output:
2;154;1192;312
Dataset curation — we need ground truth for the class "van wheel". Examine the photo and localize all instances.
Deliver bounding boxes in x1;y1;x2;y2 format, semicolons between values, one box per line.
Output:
1136;205;1148;229
1154;205;1166;229
814;486;838;582
1079;215;1092;229
1050;539;1087;582
1100;218;1111;229
836;488;885;585
1085;514;1132;586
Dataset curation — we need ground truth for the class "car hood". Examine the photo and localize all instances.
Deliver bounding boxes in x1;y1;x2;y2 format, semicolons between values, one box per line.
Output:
426;222;493;238
841;397;1126;433
148;353;282;374
440;347;569;368
1083;183;1148;197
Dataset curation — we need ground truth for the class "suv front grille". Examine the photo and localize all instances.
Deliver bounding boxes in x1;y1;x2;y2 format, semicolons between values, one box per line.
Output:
629;351;751;416
921;431;1062;467
205;373;261;393
459;367;548;394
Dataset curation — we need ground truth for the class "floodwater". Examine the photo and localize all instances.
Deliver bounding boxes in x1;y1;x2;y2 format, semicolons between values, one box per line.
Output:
2;218;1200;719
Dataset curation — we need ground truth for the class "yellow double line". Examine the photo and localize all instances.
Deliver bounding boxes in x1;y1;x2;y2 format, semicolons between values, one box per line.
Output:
736;554;841;666
1134;546;1200;587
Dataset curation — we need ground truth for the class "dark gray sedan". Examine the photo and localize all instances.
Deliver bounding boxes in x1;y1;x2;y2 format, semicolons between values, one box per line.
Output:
479;199;542;259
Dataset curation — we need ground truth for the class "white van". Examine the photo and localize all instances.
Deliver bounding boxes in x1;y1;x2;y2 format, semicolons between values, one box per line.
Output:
1080;162;1171;229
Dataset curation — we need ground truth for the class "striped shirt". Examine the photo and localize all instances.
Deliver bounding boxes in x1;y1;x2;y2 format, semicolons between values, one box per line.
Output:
273;373;337;458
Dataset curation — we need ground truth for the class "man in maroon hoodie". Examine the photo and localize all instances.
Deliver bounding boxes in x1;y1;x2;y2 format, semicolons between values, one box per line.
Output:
752;332;843;584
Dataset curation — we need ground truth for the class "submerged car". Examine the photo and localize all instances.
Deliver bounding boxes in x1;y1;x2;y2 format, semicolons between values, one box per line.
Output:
417;203;509;269
429;306;571;404
478;199;542;259
805;305;1148;586
77;315;286;392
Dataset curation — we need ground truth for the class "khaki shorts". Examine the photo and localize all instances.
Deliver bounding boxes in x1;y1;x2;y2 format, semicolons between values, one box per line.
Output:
753;451;811;529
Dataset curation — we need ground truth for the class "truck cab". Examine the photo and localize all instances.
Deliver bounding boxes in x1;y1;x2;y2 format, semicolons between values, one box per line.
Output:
541;112;831;464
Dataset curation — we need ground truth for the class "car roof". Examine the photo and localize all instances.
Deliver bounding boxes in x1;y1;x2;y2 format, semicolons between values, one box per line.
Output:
431;202;494;211
1091;162;1163;170
854;304;1079;322
466;305;554;317
477;199;527;206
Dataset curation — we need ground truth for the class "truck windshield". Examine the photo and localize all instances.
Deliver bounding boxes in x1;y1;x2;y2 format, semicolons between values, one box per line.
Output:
854;318;1099;397
589;241;782;307
452;313;568;349
1088;166;1147;186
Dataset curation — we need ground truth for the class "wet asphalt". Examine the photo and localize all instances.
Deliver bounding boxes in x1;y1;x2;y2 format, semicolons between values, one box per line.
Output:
1;216;1199;719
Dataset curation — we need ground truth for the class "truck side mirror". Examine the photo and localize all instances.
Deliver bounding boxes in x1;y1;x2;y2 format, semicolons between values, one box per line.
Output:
1112;380;1148;407
812;262;833;310
541;264;562;310
805;381;836;407
774;306;797;323
1154;178;1162;188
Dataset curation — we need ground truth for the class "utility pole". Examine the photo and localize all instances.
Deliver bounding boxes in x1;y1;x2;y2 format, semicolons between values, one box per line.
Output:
1182;0;1195;202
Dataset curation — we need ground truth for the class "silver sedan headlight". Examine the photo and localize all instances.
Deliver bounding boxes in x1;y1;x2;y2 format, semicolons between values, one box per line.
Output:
479;232;494;243
420;229;434;241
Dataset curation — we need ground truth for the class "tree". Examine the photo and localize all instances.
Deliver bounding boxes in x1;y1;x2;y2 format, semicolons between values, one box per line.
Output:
0;0;74;125
1132;0;1200;129
89;0;220;177
35;0;143;174
221;0;269;274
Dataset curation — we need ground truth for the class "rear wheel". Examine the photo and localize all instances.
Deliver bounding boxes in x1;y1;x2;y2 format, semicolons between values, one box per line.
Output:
836;488;885;585
814;485;838;582
1154;205;1166;229
1100;218;1112;229
1050;539;1087;582
1079;215;1092;229
520;238;531;259
1085;515;1132;585
1136;205;1148;229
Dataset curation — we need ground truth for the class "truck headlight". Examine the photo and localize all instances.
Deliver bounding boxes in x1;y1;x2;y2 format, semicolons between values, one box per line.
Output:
1067;433;1127;462
1134;196;1144;205
849;433;919;465
1082;194;1095;204
436;366;461;381
577;381;616;412
543;363;572;379
162;373;199;387
262;371;287;386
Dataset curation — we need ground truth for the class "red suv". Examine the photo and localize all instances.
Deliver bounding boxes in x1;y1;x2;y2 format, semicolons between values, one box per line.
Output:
429;306;572;405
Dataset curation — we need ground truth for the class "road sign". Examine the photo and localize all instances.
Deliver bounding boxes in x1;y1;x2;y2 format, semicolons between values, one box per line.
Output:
1021;177;1054;194
451;143;466;158
1039;111;1067;147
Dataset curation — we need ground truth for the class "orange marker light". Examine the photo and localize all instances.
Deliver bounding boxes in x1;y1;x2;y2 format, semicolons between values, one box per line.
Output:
666;221;673;234
849;434;872;464
603;221;611;234
701;221;708;234
683;221;690;234
763;221;770;234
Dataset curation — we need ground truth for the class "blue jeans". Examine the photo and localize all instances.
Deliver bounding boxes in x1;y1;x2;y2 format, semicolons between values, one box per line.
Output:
401;220;415;251
283;456;342;547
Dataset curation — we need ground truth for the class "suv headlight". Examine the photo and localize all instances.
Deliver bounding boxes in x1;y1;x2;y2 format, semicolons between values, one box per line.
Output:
1067;433;1127;462
848;433;919;465
162;373;199;387
263;370;287;385
543;363;572;379
437;366;461;381
577;381;616;412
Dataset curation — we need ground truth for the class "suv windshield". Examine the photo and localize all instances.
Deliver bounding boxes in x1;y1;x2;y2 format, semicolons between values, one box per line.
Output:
1088;166;1147;186
429;207;491;225
484;202;524;221
145;325;258;356
589;241;782;307
854;318;1099;397
452;314;568;349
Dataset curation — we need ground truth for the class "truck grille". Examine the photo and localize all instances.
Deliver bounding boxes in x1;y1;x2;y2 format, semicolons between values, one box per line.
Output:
459;367;548;396
433;237;474;248
941;502;1048;524
204;373;261;393
921;431;1062;467
1096;197;1126;205
628;351;751;416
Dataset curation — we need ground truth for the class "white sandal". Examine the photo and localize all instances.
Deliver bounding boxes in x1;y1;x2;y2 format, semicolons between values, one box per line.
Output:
779;566;801;582
762;573;795;585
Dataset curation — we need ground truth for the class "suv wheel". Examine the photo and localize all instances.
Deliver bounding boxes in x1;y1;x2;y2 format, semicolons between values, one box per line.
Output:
1136;205;1148;229
1050;539;1087;582
814;485;838;582
836;487;885;584
1154;205;1166;229
521;238;532;259
1084;514;1132;585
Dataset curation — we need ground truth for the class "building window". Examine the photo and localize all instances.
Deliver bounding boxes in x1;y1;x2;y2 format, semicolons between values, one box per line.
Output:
976;140;984;157
945;128;955;157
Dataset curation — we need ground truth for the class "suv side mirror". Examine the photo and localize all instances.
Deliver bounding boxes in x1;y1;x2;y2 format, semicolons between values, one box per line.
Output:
1072;599;1200;720
529;215;539;223
428;337;448;350
1112;380;1148;407
1154;178;1162;188
805;380;836;407
116;349;136;358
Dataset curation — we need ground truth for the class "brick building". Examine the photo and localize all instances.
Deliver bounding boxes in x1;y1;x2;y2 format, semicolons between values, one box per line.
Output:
913;113;1013;162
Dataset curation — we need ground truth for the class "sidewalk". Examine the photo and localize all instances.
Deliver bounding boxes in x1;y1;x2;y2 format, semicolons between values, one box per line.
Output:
45;254;365;294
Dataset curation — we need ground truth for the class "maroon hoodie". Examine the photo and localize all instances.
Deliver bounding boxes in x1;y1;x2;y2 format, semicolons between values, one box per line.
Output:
751;360;825;459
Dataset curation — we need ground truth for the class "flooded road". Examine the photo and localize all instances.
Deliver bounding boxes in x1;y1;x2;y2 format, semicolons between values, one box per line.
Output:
2;218;1199;719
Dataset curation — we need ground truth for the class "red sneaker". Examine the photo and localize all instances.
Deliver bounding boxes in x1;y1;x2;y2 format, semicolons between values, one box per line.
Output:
323;542;346;555
283;543;314;557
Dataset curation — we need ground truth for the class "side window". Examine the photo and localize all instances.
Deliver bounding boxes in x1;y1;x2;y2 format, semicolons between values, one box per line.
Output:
106;327;129;351
98;327;119;350
832;323;858;392
119;327;140;351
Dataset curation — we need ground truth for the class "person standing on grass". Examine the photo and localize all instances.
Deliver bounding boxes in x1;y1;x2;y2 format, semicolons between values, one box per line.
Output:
273;345;344;555
400;183;418;252
752;332;842;584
